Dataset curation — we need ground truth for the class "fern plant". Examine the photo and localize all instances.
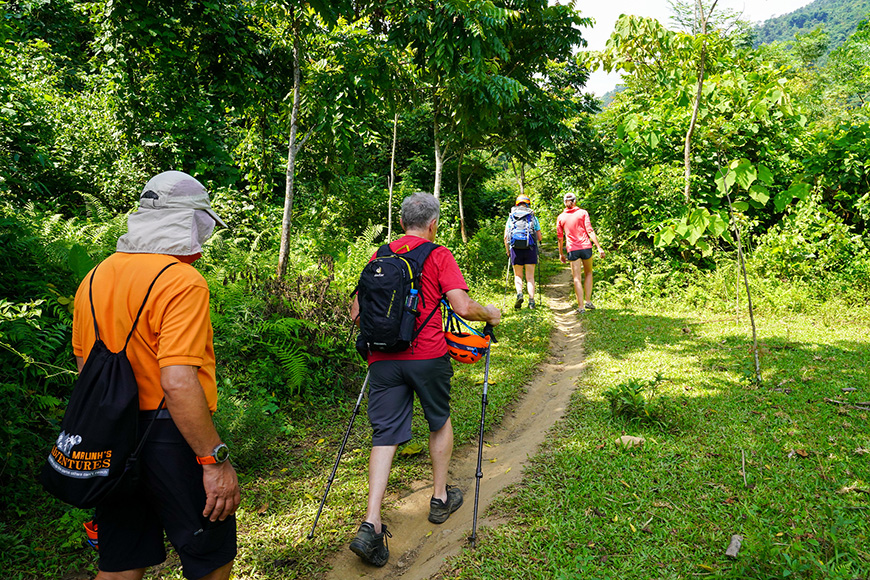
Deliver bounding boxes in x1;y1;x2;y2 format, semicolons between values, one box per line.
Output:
255;318;318;398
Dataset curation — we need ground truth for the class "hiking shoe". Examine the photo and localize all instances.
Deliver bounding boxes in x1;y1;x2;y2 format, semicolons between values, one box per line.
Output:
428;485;463;524
574;308;585;315
514;294;523;310
349;522;391;567
528;298;536;309
585;301;596;310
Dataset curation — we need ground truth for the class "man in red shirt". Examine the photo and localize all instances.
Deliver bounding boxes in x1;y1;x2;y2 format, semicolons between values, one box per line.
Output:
556;192;605;314
348;192;501;567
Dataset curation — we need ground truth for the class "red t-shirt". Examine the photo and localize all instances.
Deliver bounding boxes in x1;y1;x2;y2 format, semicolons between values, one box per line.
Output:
367;235;468;362
556;206;595;252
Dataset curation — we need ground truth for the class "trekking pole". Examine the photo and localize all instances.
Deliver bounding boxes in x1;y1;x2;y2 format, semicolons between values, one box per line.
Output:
470;324;497;548
308;371;370;539
504;256;511;310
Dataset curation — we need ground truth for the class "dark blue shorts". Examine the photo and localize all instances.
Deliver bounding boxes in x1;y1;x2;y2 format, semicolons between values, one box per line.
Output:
94;418;236;579
567;248;593;261
367;355;454;446
510;246;538;266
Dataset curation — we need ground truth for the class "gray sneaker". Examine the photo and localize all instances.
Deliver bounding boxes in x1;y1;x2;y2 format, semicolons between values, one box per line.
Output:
528;298;536;309
585;301;596;310
428;485;463;524
514;294;523;310
349;522;391;567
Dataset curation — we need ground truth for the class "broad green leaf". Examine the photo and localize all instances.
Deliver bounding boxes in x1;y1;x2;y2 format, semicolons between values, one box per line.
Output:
734;159;756;190
732;201;749;211
788;182;811;201
707;214;728;238
748;184;770;205
773;188;792;212
757;164;774;185
655;226;675;247
686;223;704;245
695;238;712;256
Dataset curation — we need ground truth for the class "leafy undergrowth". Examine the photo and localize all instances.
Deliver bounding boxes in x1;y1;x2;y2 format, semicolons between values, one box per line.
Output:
443;302;870;579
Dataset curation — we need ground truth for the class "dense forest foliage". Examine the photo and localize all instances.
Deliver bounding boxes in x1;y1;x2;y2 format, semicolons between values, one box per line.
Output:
755;0;870;48
1;0;869;576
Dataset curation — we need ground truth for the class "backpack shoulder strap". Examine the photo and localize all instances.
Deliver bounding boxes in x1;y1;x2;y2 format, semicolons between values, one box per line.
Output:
375;243;393;258
88;264;102;341
122;262;177;351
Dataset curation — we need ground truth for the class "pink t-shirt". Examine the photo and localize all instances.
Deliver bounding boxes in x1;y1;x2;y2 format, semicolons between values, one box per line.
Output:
368;235;468;362
556;206;595;252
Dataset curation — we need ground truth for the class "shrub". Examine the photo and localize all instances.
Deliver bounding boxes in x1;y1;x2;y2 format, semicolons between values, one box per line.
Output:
603;374;664;424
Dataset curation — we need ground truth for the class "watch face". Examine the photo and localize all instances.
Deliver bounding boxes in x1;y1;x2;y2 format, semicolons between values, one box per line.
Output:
215;444;230;463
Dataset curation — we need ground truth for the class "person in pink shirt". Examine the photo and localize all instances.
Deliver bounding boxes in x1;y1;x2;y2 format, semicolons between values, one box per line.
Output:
556;192;605;314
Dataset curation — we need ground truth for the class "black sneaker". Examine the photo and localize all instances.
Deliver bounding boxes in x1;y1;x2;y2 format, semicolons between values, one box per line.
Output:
349;522;391;567
528;298;536;309
514;294;523;310
428;485;463;524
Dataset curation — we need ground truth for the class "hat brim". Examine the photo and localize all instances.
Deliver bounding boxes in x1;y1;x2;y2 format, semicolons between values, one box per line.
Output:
204;208;228;229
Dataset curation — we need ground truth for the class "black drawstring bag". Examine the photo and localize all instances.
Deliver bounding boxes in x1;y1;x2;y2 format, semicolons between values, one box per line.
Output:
40;262;175;508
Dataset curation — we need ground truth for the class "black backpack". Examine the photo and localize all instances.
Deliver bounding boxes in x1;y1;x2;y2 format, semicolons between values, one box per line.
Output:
40;262;174;508
355;242;440;358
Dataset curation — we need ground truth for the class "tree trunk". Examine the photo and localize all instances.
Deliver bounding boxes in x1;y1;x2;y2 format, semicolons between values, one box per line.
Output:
519;163;526;196
278;20;303;278
683;44;707;204
683;0;717;203
458;151;467;243
433;118;444;200
726;186;761;384
388;112;398;240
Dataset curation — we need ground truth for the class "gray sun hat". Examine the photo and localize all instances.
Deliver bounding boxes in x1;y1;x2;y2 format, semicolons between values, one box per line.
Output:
563;192;576;202
116;171;227;256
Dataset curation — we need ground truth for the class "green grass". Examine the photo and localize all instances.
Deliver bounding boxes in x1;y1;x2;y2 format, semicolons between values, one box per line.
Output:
444;301;870;579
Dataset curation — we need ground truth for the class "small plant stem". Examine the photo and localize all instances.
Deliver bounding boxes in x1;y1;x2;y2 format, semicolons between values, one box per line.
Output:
725;186;762;384
741;449;747;487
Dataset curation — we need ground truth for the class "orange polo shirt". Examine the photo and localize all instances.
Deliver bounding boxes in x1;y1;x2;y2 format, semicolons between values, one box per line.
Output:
72;253;217;412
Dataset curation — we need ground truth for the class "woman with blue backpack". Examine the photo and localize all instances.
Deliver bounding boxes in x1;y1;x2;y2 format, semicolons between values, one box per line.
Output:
503;194;543;309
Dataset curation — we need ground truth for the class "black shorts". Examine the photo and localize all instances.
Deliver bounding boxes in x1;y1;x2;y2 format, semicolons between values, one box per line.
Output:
567;248;593;261
367;355;454;446
94;418;237;579
510;246;538;266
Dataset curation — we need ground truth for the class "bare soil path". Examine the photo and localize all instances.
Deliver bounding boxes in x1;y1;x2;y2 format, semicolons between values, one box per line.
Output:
322;266;586;579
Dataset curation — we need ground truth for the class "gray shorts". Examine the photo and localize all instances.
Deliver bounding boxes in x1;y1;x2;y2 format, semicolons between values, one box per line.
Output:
567;248;593;261
367;355;454;446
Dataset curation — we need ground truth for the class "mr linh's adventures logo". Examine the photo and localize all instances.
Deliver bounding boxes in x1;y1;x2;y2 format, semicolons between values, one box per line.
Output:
49;431;113;477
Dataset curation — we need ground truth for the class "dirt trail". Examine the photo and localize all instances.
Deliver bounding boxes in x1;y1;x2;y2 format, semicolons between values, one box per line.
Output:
322;266;586;580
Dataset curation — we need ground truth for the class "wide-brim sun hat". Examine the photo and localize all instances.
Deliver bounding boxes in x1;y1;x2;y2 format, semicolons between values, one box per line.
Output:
563;192;576;201
116;171;227;256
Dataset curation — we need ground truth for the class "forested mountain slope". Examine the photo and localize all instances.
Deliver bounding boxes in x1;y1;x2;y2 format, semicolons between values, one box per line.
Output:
754;0;870;48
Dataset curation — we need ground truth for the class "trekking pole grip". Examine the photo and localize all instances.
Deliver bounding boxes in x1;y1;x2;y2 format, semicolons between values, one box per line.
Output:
483;324;497;343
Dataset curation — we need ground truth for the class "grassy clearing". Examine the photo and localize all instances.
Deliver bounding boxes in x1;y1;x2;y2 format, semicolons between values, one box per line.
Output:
444;300;870;579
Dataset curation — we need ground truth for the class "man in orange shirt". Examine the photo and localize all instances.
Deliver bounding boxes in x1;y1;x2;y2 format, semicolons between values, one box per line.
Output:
72;171;240;580
556;192;605;314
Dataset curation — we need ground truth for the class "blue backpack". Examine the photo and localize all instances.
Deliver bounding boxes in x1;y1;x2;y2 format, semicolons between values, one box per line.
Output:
509;211;535;250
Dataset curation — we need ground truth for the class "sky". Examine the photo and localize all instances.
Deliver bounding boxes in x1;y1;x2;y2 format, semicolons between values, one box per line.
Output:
577;0;814;96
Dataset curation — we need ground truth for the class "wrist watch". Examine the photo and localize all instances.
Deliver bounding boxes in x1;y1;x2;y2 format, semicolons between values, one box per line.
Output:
196;443;230;465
